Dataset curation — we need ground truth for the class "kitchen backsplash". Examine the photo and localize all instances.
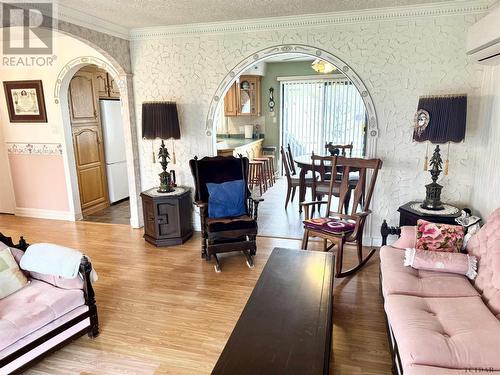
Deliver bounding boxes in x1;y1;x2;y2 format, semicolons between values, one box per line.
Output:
218;115;266;135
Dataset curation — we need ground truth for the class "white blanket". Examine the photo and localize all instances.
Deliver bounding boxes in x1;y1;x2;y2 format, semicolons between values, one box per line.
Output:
20;243;96;280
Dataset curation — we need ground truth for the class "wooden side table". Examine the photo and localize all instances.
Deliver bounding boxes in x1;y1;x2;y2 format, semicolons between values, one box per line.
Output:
141;187;193;247
381;201;462;246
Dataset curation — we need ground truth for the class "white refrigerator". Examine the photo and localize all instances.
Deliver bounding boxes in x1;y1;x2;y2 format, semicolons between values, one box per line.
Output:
100;100;129;203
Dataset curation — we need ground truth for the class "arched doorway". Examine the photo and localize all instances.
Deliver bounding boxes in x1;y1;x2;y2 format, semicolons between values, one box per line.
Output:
55;56;141;228
205;44;379;239
205;44;379;157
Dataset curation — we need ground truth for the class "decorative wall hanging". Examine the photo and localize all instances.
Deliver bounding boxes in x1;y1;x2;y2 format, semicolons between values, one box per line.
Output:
3;80;47;123
268;87;275;112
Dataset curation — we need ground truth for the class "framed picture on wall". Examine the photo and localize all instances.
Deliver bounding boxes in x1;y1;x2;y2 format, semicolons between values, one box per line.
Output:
3;80;47;123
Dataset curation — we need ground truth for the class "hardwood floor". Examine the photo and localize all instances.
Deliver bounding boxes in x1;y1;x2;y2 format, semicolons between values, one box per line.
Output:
253;177;313;239
0;214;391;374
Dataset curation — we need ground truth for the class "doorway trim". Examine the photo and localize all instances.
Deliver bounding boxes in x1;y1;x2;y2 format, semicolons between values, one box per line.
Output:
205;44;379;157
54;56;142;228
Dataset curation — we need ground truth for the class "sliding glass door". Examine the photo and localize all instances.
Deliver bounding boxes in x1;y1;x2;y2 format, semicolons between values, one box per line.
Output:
281;78;367;159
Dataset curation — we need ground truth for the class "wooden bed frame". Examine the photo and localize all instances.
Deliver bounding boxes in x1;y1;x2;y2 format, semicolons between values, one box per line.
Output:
0;232;99;375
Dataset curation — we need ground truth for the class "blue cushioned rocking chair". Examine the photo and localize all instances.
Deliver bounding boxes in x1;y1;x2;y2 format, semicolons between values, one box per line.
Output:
190;155;262;272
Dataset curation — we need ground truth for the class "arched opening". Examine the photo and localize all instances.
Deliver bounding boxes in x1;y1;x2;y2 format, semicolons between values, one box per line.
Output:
56;57;141;227
206;44;378;157
205;44;378;239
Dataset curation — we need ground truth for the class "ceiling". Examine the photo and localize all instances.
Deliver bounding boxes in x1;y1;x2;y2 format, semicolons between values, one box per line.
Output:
57;0;464;30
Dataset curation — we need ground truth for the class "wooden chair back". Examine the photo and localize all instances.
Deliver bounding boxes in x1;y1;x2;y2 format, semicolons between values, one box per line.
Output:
189;155;250;207
310;154;332;183
325;142;353;157
325;156;382;217
280;146;293;183
287;144;297;175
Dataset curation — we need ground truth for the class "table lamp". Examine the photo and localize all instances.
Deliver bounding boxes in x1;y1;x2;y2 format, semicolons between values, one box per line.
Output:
413;94;467;210
142;101;181;193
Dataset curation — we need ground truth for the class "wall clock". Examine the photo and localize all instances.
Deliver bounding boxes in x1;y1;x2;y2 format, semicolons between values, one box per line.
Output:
268;87;275;112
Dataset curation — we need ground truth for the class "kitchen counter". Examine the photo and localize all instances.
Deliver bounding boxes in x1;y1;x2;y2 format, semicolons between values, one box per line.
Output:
216;137;264;157
216;137;263;150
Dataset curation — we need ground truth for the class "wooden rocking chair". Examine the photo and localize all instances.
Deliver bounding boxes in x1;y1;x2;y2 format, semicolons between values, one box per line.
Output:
301;156;382;278
189;155;262;272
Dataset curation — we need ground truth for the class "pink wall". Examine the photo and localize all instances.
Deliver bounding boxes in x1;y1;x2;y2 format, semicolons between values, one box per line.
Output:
8;154;70;211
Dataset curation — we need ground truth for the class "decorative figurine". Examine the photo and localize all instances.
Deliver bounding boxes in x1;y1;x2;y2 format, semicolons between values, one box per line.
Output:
157;140;174;193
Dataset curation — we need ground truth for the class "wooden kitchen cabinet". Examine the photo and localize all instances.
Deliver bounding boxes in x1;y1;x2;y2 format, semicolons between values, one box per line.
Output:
94;68;120;99
224;83;238;117
237;75;261;116
223;76;261;117
141;187;193;247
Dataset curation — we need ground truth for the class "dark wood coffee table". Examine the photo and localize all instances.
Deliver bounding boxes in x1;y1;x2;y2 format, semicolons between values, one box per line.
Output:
212;247;334;375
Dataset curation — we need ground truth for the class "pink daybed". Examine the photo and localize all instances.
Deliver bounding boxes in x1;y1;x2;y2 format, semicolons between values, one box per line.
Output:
0;233;98;375
380;208;500;374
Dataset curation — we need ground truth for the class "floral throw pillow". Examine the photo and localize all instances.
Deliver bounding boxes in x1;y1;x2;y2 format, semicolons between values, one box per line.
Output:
0;244;29;299
416;220;464;252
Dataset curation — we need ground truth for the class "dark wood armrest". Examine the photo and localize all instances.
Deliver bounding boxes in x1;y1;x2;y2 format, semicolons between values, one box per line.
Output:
250;195;264;203
380;220;401;246
194;201;207;209
354;210;372;218
299;200;328;207
79;256;99;338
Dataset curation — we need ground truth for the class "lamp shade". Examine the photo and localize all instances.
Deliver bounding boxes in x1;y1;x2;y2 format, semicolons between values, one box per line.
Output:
413;94;467;144
142;101;181;140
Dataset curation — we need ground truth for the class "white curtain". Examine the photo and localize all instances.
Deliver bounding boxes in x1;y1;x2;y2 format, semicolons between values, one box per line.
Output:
281;79;367;158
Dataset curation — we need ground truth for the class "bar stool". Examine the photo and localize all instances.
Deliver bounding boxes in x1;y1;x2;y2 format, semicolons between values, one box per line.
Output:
253;156;274;187
248;160;266;195
261;146;278;184
246;150;267;195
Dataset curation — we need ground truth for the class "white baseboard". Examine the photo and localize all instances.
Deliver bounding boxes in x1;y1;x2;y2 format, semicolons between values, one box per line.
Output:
15;207;77;221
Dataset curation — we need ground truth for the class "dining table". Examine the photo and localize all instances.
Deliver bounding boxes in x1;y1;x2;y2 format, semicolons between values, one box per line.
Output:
294;154;359;213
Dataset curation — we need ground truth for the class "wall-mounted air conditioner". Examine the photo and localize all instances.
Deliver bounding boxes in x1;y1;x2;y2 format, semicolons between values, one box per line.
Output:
467;3;500;65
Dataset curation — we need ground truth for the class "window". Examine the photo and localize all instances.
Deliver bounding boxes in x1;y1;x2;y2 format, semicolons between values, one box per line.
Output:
281;78;367;159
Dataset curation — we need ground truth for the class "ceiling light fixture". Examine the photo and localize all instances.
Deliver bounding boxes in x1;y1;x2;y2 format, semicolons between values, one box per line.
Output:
311;59;337;74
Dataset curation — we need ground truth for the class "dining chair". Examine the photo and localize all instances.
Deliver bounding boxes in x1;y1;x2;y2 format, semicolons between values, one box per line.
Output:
325;142;353;157
301;156;382;278
280;146;315;209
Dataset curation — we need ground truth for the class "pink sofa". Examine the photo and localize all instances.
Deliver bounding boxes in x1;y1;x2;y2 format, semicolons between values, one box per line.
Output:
0;234;98;375
380;209;500;375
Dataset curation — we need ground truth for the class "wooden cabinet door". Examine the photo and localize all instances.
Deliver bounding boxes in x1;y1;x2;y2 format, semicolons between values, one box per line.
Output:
94;70;109;98
224;83;237;116
68;69;109;215
237;76;261;116
72;127;109;214
142;197;157;238
68;71;99;125
108;75;121;98
157;201;180;238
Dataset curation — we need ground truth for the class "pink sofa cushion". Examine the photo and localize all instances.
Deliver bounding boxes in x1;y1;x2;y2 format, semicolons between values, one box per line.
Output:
385;294;500;371
0;280;85;351
392;226;417;249
380;246;478;298
416;220;464;252
467;208;500;318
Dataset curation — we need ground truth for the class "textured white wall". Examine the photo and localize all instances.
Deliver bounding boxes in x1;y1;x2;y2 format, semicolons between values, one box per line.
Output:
470;65;500;220
131;12;485;241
